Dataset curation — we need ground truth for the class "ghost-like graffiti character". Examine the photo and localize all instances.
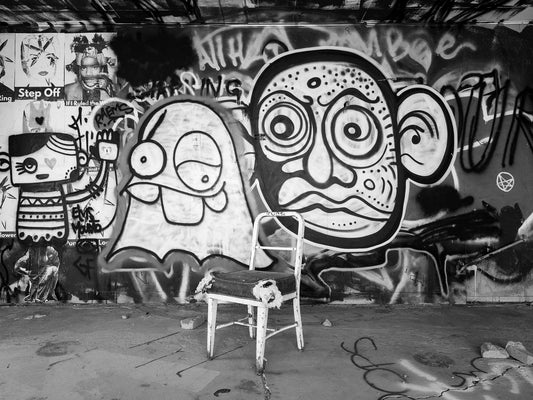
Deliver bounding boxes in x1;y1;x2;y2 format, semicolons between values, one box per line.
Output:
101;97;271;271
249;48;456;250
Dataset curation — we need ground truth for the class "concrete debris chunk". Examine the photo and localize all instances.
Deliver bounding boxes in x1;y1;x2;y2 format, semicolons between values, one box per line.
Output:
24;314;47;320
506;341;533;365
181;314;206;330
321;318;332;327
480;342;509;359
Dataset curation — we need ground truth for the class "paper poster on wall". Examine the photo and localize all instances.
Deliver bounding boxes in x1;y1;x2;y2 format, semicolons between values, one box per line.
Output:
64;33;118;106
22;99;68;133
0;34;15;102
14;33;65;101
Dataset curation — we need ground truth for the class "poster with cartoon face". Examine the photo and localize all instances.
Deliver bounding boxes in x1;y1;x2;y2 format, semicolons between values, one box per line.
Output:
14;33;64;101
64;33;118;106
0;33;15;102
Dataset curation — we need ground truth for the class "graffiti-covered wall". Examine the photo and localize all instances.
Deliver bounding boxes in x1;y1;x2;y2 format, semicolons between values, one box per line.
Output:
1;24;533;304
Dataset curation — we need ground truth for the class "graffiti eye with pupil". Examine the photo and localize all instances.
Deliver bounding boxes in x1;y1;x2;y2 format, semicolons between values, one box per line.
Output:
174;132;222;193
271;115;295;139
344;123;363;140
260;100;311;158
130;141;166;178
330;105;381;160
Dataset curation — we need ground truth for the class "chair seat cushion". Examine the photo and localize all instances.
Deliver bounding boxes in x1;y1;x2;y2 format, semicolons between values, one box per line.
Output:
207;270;296;300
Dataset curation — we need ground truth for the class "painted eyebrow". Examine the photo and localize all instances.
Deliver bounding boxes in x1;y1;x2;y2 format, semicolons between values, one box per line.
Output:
146;109;167;141
260;90;313;108
317;87;379;107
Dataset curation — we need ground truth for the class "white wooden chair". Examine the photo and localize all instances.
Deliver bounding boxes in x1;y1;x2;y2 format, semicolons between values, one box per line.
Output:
204;211;305;373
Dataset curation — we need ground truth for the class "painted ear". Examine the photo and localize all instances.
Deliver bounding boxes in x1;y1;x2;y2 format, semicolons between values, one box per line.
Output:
397;86;456;185
78;150;88;167
0;152;10;171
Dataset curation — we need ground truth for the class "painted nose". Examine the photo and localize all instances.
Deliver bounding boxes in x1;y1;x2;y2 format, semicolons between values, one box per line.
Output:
306;133;356;186
306;133;332;185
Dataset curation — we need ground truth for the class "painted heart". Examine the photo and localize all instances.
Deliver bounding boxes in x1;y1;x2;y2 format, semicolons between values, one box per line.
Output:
45;158;56;169
35;116;44;125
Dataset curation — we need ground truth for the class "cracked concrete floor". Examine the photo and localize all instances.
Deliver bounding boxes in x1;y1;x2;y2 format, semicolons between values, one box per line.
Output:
1;303;532;400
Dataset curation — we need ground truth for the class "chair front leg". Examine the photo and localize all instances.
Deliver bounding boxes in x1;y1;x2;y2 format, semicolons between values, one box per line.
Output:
255;305;268;374
207;297;218;359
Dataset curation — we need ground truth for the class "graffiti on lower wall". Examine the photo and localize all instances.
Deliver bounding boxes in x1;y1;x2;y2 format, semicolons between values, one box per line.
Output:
342;336;533;399
1;24;533;304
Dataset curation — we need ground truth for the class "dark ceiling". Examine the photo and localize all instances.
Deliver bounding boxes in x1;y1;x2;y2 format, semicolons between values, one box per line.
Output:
1;0;533;31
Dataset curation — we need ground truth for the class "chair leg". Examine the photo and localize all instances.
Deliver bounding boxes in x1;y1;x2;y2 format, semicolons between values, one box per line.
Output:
255;306;268;374
207;297;218;359
293;297;304;350
247;305;256;339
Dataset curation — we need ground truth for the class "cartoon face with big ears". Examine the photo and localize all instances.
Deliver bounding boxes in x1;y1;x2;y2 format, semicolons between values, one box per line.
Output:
249;47;456;250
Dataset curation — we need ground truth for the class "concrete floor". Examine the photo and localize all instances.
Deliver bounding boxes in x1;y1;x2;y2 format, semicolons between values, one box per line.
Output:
1;302;533;400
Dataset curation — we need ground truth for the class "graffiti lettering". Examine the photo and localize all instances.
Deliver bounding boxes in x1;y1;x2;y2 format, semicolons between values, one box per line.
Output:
193;28;292;71
93;102;134;130
71;205;103;236
435;32;476;60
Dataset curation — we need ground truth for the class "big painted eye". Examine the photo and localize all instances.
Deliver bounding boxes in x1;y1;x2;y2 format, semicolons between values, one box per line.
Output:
259;94;311;159
330;106;381;161
130;141;166;178
174;132;222;193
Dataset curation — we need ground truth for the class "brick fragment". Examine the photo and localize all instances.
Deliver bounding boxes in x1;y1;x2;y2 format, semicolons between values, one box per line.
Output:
181;314;207;330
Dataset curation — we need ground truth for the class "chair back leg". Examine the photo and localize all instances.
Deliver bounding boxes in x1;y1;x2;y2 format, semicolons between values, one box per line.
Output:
247;305;256;339
293;297;304;350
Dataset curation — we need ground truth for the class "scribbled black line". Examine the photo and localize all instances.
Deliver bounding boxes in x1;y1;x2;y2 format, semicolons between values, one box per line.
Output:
504;87;533;168
146;109;167;141
341;337;408;397
442;71;509;173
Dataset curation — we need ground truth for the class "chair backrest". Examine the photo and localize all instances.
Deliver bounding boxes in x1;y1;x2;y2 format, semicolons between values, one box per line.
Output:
249;211;305;291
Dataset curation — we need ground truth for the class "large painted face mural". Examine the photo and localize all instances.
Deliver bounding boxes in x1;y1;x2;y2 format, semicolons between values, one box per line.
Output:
249;47;457;250
103;97;272;271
